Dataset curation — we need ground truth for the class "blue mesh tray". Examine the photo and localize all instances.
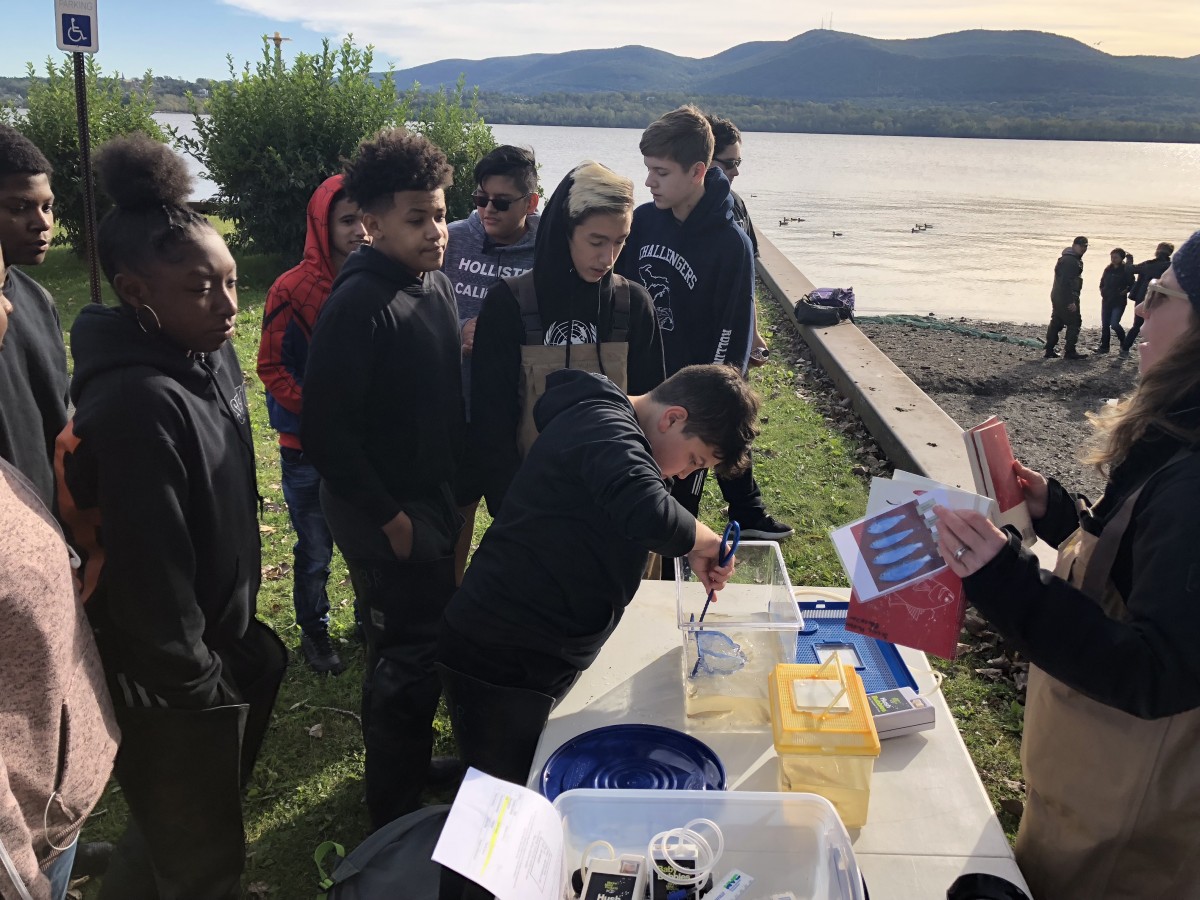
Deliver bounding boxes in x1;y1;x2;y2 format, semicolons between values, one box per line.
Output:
794;599;918;694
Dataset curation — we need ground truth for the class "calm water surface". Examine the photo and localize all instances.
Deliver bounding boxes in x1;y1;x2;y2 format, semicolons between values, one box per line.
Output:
162;113;1200;326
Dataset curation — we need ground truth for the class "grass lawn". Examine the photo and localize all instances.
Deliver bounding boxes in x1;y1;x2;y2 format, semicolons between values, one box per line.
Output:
31;238;1021;897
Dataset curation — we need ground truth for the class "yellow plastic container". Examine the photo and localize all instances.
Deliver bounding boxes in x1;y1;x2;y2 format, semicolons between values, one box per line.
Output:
768;661;881;828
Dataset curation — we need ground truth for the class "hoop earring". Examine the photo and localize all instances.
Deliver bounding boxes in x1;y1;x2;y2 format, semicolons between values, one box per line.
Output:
135;304;161;335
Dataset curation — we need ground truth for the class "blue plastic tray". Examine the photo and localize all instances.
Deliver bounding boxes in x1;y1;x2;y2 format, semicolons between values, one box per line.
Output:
794;600;918;694
539;724;725;801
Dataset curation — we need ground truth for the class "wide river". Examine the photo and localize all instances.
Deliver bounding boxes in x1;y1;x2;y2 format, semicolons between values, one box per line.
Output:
160;113;1200;326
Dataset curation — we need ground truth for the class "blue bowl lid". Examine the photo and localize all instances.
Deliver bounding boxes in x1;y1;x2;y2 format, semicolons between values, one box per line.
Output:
539;723;725;801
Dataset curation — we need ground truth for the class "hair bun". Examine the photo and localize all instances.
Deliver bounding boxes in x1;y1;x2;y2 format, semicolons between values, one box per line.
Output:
94;133;192;211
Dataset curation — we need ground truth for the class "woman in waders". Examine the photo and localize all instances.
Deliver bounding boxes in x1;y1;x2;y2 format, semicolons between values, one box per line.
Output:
933;229;1200;900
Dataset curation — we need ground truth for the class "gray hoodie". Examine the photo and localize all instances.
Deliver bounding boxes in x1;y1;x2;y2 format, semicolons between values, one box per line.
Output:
442;210;540;325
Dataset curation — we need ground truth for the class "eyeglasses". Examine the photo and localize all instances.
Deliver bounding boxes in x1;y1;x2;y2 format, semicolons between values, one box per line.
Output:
714;157;742;171
471;192;529;212
1143;278;1189;310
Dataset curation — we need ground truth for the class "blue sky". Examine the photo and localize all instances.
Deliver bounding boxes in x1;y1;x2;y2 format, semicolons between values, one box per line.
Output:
2;0;1196;80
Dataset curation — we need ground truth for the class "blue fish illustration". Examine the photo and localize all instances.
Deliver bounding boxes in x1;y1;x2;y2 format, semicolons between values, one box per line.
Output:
866;514;905;535
869;529;914;550
872;543;922;566
880;555;934;582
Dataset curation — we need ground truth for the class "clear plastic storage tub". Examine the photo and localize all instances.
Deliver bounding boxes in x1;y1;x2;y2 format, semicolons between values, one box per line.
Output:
676;541;802;729
554;788;865;900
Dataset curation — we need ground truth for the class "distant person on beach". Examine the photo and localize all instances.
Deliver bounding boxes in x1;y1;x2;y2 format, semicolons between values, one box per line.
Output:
1044;235;1088;360
1120;241;1175;358
442;145;540;582
1095;246;1134;353
618;104;793;542
0;125;68;508
257;174;369;675
301;130;465;828
705;113;769;367
934;228;1200;900
462;161;664;517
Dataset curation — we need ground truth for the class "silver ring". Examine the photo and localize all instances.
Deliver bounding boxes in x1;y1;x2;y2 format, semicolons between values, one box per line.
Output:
953;546;968;561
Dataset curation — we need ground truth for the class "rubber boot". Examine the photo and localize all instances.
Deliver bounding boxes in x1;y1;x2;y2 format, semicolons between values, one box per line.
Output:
99;703;249;900
436;665;555;900
219;619;288;784
356;555;458;828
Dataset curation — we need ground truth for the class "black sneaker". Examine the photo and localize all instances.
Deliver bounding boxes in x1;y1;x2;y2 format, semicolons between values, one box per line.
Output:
1063;349;1089;360
1093;345;1110;354
734;512;794;541
301;629;346;675
1043;348;1060;358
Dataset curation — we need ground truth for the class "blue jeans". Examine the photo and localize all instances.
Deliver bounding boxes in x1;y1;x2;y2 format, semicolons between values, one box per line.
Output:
279;447;334;634
44;836;78;900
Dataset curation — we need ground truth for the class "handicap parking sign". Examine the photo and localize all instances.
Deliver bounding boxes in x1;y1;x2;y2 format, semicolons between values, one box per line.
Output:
55;0;99;53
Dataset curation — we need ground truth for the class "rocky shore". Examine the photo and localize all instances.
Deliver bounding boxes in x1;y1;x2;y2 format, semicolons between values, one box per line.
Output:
856;317;1140;500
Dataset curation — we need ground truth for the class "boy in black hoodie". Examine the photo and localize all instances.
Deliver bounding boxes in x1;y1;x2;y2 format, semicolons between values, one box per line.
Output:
302;130;466;827
617;105;793;542
466;160;664;515
440;364;757;792
0;125;68;508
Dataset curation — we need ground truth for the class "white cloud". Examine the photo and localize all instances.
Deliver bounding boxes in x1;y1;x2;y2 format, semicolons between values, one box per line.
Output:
218;0;1198;69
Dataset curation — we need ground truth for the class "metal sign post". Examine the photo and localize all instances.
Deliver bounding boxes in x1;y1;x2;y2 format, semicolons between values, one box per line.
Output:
54;0;102;304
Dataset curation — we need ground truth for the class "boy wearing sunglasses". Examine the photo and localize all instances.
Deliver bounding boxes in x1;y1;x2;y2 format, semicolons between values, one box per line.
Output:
443;145;540;369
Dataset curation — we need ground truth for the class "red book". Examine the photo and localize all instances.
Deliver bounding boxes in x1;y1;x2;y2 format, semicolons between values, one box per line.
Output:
963;416;1035;547
846;569;965;660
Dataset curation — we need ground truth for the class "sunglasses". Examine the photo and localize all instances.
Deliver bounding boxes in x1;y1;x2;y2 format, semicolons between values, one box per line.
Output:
1143;278;1189;310
472;192;529;212
714;157;742;171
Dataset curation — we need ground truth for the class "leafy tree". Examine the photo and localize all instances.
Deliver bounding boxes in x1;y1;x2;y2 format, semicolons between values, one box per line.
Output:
408;76;497;222
1;57;164;255
176;36;410;258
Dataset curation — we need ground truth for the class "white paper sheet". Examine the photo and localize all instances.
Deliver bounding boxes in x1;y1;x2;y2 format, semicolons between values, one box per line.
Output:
431;768;565;900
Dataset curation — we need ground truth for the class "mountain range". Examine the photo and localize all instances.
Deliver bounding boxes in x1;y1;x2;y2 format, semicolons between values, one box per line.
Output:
390;29;1200;114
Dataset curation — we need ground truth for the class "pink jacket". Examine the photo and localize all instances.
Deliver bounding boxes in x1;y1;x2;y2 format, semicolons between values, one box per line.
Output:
0;459;118;900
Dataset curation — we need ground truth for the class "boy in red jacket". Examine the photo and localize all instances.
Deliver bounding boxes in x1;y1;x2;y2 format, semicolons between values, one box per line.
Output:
257;175;369;673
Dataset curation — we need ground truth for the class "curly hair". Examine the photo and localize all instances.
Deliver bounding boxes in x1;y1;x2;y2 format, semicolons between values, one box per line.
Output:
650;364;760;478
344;129;453;214
704;114;742;156
93;133;212;285
0;124;53;180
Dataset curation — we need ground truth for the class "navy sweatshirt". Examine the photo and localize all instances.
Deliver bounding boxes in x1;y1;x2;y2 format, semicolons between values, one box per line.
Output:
444;369;695;682
617;166;755;376
302;245;464;527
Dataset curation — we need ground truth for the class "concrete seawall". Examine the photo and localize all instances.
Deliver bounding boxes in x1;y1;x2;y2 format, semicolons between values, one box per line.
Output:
756;233;1057;568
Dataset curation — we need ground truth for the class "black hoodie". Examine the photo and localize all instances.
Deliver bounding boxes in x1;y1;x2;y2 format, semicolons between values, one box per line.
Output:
465;168;664;511
56;305;259;708
444;369;695;686
302;245;465;528
617;166;755;376
0;267;68;508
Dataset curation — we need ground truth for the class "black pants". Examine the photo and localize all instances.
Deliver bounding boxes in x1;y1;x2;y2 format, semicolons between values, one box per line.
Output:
322;483;462;828
1045;300;1082;353
99;620;287;900
1123;313;1144;351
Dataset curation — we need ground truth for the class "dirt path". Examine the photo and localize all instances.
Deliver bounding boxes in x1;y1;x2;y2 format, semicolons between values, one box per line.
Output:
855;317;1140;500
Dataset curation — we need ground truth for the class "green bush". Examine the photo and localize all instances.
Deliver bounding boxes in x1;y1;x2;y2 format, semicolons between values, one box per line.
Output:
1;57;164;255
409;77;497;222
176;36;409;258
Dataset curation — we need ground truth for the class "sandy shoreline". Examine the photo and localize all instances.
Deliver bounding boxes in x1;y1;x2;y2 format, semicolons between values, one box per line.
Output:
856;315;1140;500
